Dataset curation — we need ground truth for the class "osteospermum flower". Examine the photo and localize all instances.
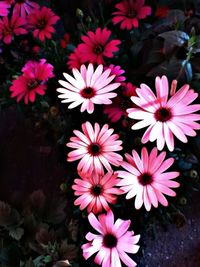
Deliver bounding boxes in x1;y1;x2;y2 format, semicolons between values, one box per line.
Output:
117;147;180;211
128;76;200;151
10;59;54;104
112;0;151;30
82;210;140;267
0;13;27;44
104;82;136;122
27;6;59;42
67;121;123;175
77;28;121;64
57;64;120;114
72;171;122;214
13;0;40;17
67;47;83;70
105;64;126;83
0;1;10;16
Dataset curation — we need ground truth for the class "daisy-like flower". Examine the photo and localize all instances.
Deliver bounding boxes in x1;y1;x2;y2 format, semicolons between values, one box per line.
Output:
104;64;126;83
128;76;200;151
104;82;136;122
13;0;40;18
67;121;123;175
0;12;27;44
117;147;180;211
10;59;54;104
27;6;59;42
77;28;121;64
0;1;10;16
72;171;122;214
57;64;120;114
67;47;83;70
112;0;151;30
82;210;140;267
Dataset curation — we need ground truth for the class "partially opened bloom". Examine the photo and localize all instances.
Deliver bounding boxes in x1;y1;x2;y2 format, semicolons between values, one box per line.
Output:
0;13;27;44
67;121;123;175
27;6;59;42
128;76;200;151
104;64;126;83
82;210;140;267
57;64;120;114
13;0;40;17
112;0;151;30
72;171;122;214
77;28;121;64
10;59;54;104
117;147;180;211
0;1;10;16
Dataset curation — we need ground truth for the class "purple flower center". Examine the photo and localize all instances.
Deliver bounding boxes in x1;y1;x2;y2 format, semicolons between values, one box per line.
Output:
155;107;172;122
27;79;40;90
138;173;153;186
80;87;96;99
88;143;101;156
93;45;104;55
103;233;118;248
91;185;102;196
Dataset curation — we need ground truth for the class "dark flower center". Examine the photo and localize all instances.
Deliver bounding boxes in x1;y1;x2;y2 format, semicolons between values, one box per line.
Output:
88;143;101;156
91;185;102;196
119;98;132;111
16;0;25;3
103;233;118;248
37;19;47;29
127;9;137;18
27;79;40;90
80;87;96;99
138;173;153;186
155;107;172;122
93;45;104;55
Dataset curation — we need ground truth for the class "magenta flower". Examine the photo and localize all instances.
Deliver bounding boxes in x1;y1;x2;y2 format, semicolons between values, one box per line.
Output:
117;147;180;211
72;171;122;214
82;210;140;267
104;64;126;83
13;0;39;17
57;64;120;114
77;28;121;64
0;13;27;44
0;1;10;16
112;0;151;30
67;121;123;175
27;6;59;42
67;47;83;70
10;59;54;104
128;76;200;151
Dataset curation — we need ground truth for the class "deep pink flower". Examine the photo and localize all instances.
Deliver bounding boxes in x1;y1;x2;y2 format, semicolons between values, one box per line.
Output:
57;64;120;114
67;121;123;175
128;76;200;151
104;82;136;122
112;0;151;30
77;28;121;64
0;1;10;16
0;13;27;44
10;59;54;104
27;6;59;42
82;210;140;267
13;0;40;18
104;64;126;83
117;147;180;211
67;47;83;70
72;171;122;214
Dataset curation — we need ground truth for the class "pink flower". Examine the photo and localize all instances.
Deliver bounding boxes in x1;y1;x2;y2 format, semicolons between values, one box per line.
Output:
0;1;10;16
82;210;140;267
67;47;83;70
117;147;180;211
104;64;126;83
77;28;121;64
72;171;122;214
27;6;59;42
10;59;54;104
112;0;151;30
128;76;200;151
104;82;136;122
13;0;40;18
57;64;120;114
0;13;27;44
67;121;123;175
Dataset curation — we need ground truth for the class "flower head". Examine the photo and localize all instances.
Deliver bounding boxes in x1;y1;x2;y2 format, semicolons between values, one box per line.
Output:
117;147;180;211
67;47;83;70
0;13;27;44
72;171;122;214
10;59;54;104
128;76;200;151
112;0;151;30
0;1;10;16
104;64;126;83
13;0;40;17
57;64;120;114
27;6;59;42
77;28;121;64
82;210;140;267
67;121;123;175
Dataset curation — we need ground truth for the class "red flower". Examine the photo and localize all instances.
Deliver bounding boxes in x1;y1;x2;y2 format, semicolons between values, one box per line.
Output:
67;47;83;70
60;33;70;49
112;0;151;30
0;1;10;16
13;0;40;17
27;6;59;42
77;28;121;64
155;6;169;18
0;13;27;44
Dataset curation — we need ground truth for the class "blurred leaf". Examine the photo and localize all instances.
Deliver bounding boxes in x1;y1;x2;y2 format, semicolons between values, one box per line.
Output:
9;227;24;241
182;61;193;82
53;260;71;267
159;31;189;46
0;243;21;265
29;190;46;215
44;196;66;224
0;201;21;228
